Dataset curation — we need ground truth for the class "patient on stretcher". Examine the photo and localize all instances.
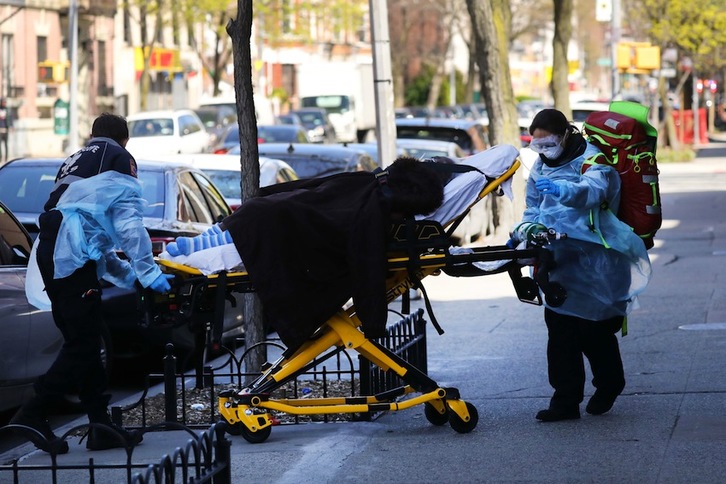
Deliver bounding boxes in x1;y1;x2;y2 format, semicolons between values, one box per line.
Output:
159;145;519;350
161;144;519;266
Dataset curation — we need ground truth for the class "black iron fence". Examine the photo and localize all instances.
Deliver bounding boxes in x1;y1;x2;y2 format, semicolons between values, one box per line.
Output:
0;308;428;483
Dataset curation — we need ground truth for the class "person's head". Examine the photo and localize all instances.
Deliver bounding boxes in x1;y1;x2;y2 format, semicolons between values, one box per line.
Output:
528;108;575;160
385;156;445;218
91;113;129;146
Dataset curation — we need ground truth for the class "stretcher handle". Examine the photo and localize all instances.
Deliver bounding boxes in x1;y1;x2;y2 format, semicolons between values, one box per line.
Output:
532;247;567;307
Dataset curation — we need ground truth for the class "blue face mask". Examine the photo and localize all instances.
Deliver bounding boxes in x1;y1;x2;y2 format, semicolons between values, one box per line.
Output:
529;135;564;159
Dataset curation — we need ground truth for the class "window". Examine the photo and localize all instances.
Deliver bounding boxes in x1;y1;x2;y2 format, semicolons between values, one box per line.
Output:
178;171;214;224
98;40;109;96
179;115;201;136
2;34;14;100
0;204;31;266
37;36;47;63
191;172;230;222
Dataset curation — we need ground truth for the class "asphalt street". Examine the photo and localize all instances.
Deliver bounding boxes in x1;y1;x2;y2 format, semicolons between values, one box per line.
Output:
2;138;725;483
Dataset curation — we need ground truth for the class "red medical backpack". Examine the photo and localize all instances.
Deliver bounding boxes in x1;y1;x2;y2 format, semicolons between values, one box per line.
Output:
582;102;662;250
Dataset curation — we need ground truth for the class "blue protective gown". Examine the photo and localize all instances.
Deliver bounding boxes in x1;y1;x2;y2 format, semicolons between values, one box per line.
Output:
522;142;651;320
51;170;162;289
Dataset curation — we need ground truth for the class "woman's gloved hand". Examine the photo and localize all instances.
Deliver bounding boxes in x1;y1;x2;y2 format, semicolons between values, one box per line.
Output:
535;177;561;197
149;273;175;293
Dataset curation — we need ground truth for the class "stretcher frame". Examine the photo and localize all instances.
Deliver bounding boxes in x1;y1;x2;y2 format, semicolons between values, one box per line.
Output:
156;158;556;443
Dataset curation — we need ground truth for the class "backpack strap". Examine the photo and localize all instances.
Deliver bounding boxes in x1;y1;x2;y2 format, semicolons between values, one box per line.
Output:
582;153;614;249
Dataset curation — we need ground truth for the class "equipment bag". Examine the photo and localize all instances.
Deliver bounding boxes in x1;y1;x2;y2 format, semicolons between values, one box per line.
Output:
582;101;662;249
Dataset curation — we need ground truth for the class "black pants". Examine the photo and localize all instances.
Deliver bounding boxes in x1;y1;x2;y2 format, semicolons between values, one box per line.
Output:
31;210;109;418
544;307;625;410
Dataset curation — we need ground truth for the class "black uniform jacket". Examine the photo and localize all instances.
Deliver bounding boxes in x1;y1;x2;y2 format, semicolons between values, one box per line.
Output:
223;172;390;351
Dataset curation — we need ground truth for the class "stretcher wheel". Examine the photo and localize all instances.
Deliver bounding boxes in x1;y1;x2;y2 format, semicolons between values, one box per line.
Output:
240;424;272;444
424;402;449;426
448;402;478;434
226;422;244;436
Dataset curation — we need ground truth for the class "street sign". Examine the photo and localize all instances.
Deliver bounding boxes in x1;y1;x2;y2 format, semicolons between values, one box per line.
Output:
54;99;69;135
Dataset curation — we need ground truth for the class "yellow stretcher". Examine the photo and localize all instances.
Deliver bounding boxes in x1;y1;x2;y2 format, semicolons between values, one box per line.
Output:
155;155;564;443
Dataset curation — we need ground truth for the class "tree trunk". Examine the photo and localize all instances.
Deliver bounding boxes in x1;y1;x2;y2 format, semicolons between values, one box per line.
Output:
466;0;524;241
551;0;572;116
227;0;265;385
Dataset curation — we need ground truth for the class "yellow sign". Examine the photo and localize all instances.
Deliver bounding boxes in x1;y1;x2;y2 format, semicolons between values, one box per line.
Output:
616;42;661;72
134;47;182;72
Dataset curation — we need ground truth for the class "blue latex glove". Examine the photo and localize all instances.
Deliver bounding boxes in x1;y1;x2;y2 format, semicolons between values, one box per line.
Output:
535;177;561;197
506;237;518;248
149;273;175;293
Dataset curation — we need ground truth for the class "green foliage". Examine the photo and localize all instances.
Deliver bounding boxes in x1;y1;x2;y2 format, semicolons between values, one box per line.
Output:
656;147;697;163
404;64;436;106
634;0;726;70
404;64;466;107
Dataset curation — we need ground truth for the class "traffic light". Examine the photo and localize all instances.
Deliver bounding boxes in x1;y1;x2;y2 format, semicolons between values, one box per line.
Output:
38;62;54;82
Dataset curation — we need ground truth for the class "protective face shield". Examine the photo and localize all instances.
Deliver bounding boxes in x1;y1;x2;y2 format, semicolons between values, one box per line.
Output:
529;134;564;159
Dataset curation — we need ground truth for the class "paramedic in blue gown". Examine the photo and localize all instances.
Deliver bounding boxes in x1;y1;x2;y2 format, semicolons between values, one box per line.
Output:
509;108;651;422
12;113;174;453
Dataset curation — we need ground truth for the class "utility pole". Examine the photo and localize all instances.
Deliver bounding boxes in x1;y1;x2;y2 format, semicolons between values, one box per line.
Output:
368;0;396;168
68;0;79;153
610;0;621;100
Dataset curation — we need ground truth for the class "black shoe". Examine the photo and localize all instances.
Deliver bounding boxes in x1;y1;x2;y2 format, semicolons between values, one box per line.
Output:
86;424;143;451
535;407;580;422
586;391;619;415
10;410;69;455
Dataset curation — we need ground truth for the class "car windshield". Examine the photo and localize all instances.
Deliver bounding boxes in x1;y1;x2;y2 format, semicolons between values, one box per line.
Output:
261;154;351;178
129;118;174;137
136;170;165;219
295;111;324;126
0;164;165;219
397;127;473;152
0;165;58;214
203;170;240;200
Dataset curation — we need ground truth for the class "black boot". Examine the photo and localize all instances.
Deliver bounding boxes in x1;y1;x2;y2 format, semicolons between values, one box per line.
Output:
10;399;69;455
85;423;144;451
586;391;619;415
84;394;143;451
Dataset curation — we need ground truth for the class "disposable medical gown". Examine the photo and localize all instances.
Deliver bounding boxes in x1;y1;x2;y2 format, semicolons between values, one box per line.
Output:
51;170;161;289
523;143;652;320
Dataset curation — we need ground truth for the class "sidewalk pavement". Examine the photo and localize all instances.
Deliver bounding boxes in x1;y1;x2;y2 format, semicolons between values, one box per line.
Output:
2;138;725;483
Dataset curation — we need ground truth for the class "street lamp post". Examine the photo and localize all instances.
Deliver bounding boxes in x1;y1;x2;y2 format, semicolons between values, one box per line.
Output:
368;0;396;168
68;0;79;153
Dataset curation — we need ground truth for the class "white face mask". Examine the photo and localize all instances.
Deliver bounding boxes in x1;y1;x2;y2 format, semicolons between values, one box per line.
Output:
529;134;564;159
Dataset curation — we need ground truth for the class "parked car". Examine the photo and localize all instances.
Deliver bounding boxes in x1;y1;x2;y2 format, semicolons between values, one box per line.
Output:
193;105;238;148
276;112;305;128
210;124;310;154
396;117;489;155
338;142;408;165
395;139;467;159
126;109;210;156
0;157;241;368
289;108;337;144
0;200;73;412
170;152;299;210
254;143;377;178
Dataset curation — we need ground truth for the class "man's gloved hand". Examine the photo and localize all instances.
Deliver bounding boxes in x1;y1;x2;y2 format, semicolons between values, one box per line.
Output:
506;237;519;248
149;273;175;293
535;177;561;197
